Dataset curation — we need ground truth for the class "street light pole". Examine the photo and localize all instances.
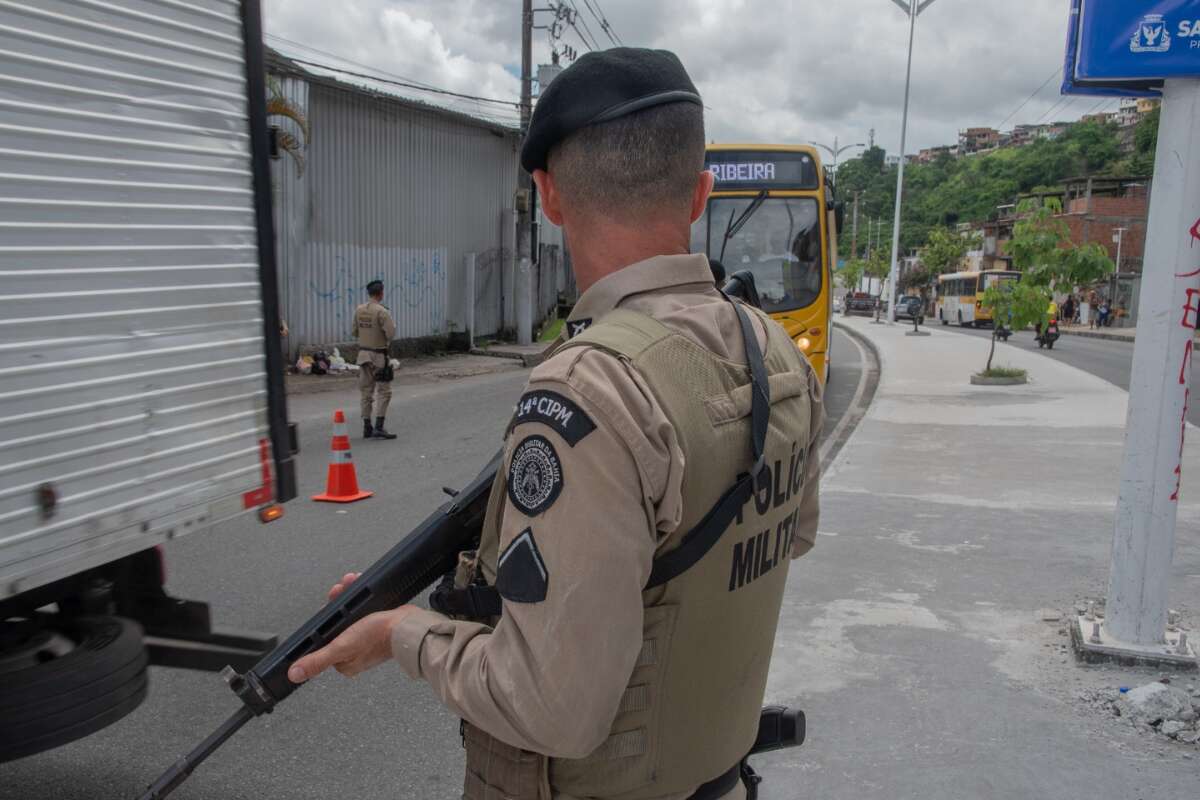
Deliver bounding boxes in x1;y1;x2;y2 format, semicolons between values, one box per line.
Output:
1111;226;1127;308
810;136;865;183
885;0;940;323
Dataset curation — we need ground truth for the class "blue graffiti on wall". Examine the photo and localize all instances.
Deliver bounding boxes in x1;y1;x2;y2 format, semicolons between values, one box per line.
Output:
307;249;447;337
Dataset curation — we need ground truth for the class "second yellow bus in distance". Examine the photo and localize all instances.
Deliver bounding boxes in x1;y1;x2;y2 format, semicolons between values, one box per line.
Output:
691;144;839;383
936;270;1021;327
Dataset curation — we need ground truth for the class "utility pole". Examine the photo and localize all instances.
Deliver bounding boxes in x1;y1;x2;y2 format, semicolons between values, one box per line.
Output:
1111;226;1127;306
1096;79;1200;664
515;0;534;345
885;0;941;323
850;192;861;260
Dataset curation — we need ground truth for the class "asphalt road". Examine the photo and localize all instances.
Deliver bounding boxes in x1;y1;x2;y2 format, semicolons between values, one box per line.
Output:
938;323;1200;426
0;328;868;800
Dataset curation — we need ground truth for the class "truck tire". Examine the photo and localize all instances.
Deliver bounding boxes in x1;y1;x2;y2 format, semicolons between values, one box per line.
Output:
0;615;148;762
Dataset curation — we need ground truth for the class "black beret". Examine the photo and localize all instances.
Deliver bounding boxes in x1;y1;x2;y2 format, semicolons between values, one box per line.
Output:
520;47;702;174
366;280;383;294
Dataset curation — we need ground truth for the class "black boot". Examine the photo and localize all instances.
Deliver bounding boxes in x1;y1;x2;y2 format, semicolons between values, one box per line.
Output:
372;416;397;440
363;418;374;439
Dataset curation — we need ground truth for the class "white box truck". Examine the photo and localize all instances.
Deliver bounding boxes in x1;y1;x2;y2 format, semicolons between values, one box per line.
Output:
0;0;296;761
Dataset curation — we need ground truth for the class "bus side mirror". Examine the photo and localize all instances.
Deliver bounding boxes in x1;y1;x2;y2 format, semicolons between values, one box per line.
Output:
833;201;845;235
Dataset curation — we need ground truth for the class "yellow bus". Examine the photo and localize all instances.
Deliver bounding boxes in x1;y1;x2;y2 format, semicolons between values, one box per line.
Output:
691;144;839;383
936;270;1021;327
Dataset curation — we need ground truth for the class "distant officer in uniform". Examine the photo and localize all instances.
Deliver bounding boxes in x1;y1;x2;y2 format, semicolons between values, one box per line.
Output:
352;280;398;440
291;49;823;800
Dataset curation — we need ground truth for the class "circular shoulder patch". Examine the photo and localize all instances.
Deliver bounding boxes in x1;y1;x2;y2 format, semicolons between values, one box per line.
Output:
507;435;563;516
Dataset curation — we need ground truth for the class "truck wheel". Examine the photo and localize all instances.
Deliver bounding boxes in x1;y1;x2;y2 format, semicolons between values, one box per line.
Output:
0;615;148;762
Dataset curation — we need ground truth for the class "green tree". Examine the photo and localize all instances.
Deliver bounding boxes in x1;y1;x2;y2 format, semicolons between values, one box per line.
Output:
921;227;982;274
1129;106;1160;175
1060;121;1121;174
1008;208;1114;290
980;281;1050;373
831;115;1127;273
840;258;866;293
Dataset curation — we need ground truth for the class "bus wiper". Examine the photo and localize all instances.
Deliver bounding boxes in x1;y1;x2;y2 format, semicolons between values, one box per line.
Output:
719;189;769;262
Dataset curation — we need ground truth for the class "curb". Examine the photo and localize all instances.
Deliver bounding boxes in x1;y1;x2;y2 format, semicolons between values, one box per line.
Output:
285;360;523;396
832;319;882;381
1059;328;1136;343
825;320;882;467
1060;328;1200;344
470;345;553;368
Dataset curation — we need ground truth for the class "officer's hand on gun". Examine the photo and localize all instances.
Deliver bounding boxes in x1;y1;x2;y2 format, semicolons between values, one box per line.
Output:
287;572;413;684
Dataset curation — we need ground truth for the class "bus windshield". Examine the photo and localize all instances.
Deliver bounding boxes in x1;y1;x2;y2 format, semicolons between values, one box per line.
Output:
700;196;822;313
981;272;1019;290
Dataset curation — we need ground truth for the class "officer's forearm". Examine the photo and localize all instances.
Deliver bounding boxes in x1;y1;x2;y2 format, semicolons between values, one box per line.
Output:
394;611;633;759
135;455;500;799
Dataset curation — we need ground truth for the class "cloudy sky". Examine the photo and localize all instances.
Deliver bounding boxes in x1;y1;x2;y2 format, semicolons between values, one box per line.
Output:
263;0;1102;157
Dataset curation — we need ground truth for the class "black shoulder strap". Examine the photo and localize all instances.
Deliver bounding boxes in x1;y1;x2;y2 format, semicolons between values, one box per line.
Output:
645;299;770;589
470;300;773;611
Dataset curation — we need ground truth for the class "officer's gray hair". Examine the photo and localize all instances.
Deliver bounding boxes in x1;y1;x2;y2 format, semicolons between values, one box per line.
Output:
547;103;705;222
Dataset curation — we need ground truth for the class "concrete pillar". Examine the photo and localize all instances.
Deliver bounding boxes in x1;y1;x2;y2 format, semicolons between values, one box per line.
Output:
502;208;517;332
1105;79;1200;646
516;223;533;345
464;252;476;350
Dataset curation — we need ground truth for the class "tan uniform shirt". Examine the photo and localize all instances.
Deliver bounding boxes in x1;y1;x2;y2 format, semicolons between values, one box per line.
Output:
352;300;396;368
391;254;822;798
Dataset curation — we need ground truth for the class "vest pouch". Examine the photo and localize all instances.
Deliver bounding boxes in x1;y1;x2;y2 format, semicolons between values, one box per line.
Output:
463;721;551;800
549;603;680;797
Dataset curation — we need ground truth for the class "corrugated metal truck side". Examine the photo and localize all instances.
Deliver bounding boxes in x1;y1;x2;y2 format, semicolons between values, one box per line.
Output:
0;0;296;761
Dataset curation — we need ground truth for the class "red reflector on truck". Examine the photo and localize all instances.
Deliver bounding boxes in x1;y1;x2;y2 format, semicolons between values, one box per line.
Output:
242;439;274;509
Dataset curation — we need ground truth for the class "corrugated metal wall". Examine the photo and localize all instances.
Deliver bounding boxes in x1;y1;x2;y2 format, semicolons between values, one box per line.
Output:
0;0;273;592
271;73;520;352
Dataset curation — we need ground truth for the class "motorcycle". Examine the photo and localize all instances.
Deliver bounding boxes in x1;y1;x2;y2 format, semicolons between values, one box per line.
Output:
1035;317;1060;350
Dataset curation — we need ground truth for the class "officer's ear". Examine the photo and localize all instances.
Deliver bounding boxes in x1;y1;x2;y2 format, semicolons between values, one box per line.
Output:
690;169;715;224
532;169;564;226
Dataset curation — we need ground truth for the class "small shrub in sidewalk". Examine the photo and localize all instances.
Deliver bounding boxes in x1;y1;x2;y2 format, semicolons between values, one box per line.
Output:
979;366;1027;379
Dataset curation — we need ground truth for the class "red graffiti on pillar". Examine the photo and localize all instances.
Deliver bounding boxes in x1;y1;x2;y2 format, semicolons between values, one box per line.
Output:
1181;219;1200;276
1183;288;1200;329
1170;389;1189;502
1183;340;1195;385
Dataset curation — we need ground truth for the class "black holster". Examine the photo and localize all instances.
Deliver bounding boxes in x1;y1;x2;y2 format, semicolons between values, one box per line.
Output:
688;706;805;800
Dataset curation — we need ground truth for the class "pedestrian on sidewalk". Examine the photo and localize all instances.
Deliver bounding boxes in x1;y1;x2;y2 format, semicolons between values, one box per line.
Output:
289;48;822;800
352;280;398;440
1061;295;1076;326
1097;297;1111;328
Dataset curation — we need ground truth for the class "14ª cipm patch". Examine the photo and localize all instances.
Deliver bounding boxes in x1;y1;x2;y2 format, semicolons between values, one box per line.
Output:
507;435;563;516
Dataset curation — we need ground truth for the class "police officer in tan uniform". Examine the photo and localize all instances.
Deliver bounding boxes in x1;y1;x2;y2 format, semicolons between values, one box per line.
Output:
290;49;822;800
352;280;398;440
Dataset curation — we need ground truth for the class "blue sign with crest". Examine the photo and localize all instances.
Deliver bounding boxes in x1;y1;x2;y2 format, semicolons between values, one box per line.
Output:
1064;0;1200;96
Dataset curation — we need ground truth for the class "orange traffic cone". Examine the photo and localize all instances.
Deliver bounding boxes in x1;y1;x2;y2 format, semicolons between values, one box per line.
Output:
312;410;373;503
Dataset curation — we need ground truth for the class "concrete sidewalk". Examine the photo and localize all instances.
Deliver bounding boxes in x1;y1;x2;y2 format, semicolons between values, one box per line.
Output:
285;353;524;396
1059;323;1200;343
469;340;556;368
758;318;1200;799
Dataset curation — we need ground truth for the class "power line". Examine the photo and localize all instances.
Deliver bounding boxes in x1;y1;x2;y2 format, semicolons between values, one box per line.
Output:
266;34;442;93
582;0;623;46
995;66;1062;130
1036;93;1076;124
285;56;521;112
565;18;596;51
566;0;601;49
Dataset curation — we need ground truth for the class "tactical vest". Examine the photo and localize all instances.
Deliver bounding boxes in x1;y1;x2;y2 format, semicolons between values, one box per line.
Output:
354;302;389;350
465;304;816;800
